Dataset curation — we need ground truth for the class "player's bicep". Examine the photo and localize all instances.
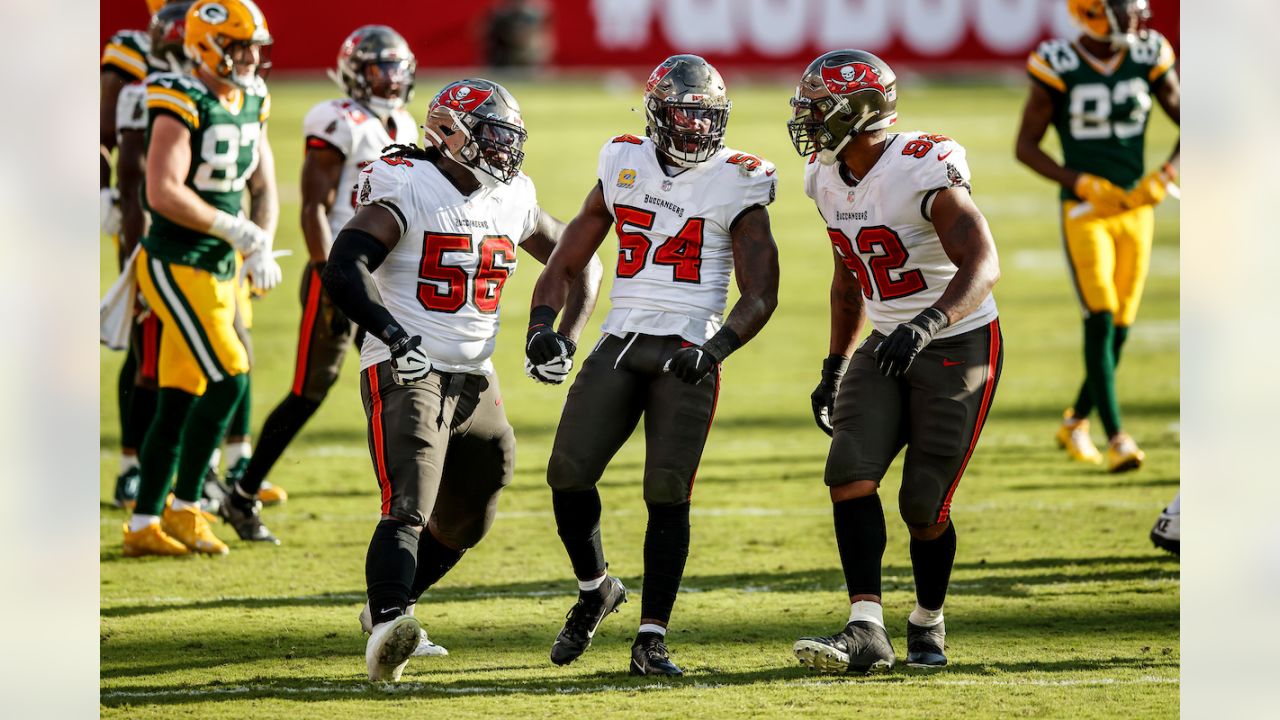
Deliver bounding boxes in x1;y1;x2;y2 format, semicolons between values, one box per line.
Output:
729;205;780;298
520;207;569;264
546;182;614;268
1153;68;1180;124
1016;82;1056;148
300;146;344;210
145;115;192;189
343;203;404;252
930;188;996;269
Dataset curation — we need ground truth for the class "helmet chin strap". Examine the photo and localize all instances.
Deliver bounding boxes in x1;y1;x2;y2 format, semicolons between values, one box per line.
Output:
818;134;853;166
423;114;505;189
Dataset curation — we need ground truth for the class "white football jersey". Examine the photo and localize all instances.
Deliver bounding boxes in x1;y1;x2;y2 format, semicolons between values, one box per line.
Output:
804;131;998;339
116;80;148;137
597;134;777;344
356;153;540;374
303;99;419;238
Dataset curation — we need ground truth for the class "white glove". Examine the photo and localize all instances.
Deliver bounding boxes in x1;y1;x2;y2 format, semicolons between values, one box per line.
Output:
524;355;573;385
242;250;283;292
208;210;269;257
101;187;122;236
389;336;433;385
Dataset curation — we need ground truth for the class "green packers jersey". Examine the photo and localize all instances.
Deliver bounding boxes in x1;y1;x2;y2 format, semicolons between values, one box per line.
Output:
1027;31;1176;201
142;72;271;278
101;30;152;82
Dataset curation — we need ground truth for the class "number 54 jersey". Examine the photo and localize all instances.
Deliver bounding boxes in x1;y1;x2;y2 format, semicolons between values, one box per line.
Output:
804;132;998;339
597;134;777;344
355;154;540;374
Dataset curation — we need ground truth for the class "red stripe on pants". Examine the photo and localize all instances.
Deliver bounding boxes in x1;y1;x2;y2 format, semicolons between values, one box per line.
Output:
140;314;159;380
367;366;392;516
687;366;722;500
291;268;323;397
937;320;1001;524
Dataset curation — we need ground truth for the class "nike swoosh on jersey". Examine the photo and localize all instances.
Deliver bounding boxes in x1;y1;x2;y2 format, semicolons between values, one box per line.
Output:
937;149;954;161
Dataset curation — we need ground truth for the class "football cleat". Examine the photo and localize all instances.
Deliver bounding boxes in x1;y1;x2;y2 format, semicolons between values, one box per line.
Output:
550;576;628;666
224;457;250;486
905;620;947;668
113;467;141;509
258;480;288;506
358;603;448;657
1055;410;1102;464
794;621;895;675
1150;507;1180;556
365;614;423;682
161;504;230;555
122;522;189;557
218;495;280;545
1107;432;1145;473
201;466;231;515
630;633;683;676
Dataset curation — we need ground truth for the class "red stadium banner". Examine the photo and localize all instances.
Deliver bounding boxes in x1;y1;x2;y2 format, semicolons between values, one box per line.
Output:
101;0;1178;73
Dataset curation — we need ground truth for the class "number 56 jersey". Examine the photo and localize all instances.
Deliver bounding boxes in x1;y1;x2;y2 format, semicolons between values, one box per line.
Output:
356;154;540;374
804;132;998;340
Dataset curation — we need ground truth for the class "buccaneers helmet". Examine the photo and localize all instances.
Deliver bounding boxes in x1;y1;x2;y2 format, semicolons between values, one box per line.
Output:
149;1;193;73
423;79;527;187
328;25;417;120
787;50;897;165
184;0;272;88
1068;0;1152;49
643;54;731;167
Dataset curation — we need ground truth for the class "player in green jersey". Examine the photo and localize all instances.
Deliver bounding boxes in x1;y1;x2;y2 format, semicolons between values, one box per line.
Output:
1015;0;1179;473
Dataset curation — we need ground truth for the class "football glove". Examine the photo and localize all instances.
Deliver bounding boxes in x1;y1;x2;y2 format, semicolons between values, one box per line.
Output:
388;335;432;385
875;307;949;378
208;210;270;257
526;305;576;365
663;327;742;385
242;248;284;292
525;355;574;385
1073;173;1130;216
810;354;849;436
1127;163;1178;208
101;187;121;236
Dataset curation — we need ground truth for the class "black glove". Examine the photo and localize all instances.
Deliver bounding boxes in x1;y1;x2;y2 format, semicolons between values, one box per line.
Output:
810;354;849;436
526;305;577;365
874;307;949;377
665;327;742;385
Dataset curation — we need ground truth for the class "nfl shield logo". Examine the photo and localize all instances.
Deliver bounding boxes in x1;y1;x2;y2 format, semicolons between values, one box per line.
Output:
661;179;673;192
847;190;856;203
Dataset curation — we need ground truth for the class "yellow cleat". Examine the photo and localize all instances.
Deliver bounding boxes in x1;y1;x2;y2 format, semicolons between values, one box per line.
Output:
1107;433;1145;474
162;505;230;555
1055;410;1102;464
258;481;288;506
122;522;190;557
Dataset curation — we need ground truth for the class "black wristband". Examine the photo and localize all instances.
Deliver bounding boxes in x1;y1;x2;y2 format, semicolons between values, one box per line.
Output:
821;354;850;379
529;305;557;331
702;326;743;364
911;307;950;339
385;327;412;355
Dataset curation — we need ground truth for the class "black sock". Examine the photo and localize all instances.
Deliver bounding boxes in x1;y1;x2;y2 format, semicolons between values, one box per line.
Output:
640;501;690;625
409;528;466;604
126;385;157;453
366;519;420;626
833;493;887;598
237;394;320;496
552;488;607;581
118;351;137;450
910;521;957;611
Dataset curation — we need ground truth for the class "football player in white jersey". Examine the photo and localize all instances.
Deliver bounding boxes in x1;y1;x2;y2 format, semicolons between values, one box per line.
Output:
219;25;421;545
525;55;780;676
322;79;601;682
785;51;1002;674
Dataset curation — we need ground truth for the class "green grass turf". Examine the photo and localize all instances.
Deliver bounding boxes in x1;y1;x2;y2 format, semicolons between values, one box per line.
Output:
100;76;1180;718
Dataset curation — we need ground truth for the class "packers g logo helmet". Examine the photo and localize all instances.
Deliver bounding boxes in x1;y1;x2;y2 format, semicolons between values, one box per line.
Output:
1067;0;1152;48
146;0;168;15
184;0;272;88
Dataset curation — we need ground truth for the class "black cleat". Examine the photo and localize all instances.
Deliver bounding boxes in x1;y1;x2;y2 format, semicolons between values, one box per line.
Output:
794;621;895;675
218;494;280;544
550;576;627;666
200;466;230;515
113;467;141;508
905;620;947;668
630;632;683;676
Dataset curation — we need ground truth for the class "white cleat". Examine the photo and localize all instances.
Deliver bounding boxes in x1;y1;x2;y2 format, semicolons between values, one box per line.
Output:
1150;507;1180;556
360;602;449;658
365;615;423;682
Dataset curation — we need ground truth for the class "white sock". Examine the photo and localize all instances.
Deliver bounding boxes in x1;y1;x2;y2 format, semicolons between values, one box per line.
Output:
119;455;139;474
1166;493;1180;515
849;600;885;628
909;604;945;627
225;440;252;466
128;514;159;532
208;448;221;471
638;623;666;637
171;498;198;512
577;574;607;592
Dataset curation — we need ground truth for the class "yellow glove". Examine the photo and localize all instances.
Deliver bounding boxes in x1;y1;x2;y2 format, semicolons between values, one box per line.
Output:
1127;163;1178;208
1074;173;1131;216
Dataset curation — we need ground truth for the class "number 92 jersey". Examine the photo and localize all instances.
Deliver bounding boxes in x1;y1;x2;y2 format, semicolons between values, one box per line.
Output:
142;72;269;279
597;134;776;344
804;132;997;340
1026;31;1176;201
355;154;540;375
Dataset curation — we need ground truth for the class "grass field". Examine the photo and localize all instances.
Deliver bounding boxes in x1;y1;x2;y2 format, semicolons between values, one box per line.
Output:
99;76;1180;718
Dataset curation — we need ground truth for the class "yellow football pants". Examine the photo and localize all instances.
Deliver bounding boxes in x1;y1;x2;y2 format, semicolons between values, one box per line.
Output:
136;248;249;396
1061;201;1154;327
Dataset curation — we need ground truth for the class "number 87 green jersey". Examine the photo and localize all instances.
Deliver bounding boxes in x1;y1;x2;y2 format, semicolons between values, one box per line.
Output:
1026;31;1176;202
142;71;270;279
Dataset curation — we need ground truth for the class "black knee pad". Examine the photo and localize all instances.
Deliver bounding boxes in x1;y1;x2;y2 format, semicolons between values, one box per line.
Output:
898;473;948;529
546;450;598;493
642;469;692;506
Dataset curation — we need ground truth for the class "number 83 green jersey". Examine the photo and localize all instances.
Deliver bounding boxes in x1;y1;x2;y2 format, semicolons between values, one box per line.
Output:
142;71;270;278
1026;31;1176;201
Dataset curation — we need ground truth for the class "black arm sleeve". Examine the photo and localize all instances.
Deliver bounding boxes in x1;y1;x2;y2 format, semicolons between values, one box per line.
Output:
321;229;408;346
